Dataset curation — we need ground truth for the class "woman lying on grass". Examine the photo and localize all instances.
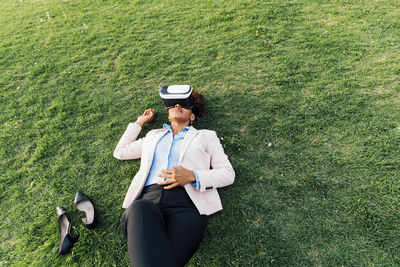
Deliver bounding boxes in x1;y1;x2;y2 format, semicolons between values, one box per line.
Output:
113;85;235;266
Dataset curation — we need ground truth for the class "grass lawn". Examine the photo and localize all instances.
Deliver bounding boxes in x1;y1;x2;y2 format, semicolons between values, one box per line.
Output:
1;0;400;265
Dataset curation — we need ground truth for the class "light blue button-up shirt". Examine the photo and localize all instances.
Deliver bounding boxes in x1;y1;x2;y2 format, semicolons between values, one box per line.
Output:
144;124;200;189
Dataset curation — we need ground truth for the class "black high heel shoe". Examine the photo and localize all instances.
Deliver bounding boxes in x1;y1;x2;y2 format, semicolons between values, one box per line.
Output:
56;206;79;255
74;191;98;229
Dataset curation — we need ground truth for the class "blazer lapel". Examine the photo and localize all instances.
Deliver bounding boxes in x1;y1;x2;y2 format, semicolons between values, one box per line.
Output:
179;126;199;163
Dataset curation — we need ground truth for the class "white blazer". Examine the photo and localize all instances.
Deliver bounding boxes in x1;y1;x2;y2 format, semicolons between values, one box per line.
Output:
113;123;235;215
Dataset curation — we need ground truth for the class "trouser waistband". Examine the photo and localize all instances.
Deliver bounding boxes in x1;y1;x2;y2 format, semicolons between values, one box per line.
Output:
141;184;163;195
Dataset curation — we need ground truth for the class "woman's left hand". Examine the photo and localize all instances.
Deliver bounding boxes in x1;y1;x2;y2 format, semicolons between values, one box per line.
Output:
157;166;196;189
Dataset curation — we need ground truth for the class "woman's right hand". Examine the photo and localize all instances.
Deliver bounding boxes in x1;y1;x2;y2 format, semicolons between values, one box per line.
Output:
135;109;155;127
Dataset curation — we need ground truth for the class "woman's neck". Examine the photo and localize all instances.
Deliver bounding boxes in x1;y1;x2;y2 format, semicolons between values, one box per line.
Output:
170;121;190;136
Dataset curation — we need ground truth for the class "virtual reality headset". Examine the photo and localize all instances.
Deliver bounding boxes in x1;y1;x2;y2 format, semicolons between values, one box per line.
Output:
159;85;195;110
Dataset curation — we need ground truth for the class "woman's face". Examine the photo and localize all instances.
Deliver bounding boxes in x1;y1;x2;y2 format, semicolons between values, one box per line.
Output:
168;104;195;125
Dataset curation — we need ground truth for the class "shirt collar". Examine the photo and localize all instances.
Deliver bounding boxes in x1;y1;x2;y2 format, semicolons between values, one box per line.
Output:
163;124;191;133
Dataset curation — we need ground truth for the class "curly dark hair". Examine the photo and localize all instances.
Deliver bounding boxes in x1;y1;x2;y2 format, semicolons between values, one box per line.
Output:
191;90;205;118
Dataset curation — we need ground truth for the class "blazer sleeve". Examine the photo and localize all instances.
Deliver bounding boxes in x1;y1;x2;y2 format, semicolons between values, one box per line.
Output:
113;122;144;160
196;131;235;192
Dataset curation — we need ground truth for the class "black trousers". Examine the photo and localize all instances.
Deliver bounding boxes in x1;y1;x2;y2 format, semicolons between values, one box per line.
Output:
121;185;207;267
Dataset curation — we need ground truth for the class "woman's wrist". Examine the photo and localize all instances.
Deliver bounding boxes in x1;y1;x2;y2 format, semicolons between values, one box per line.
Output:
135;120;144;127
